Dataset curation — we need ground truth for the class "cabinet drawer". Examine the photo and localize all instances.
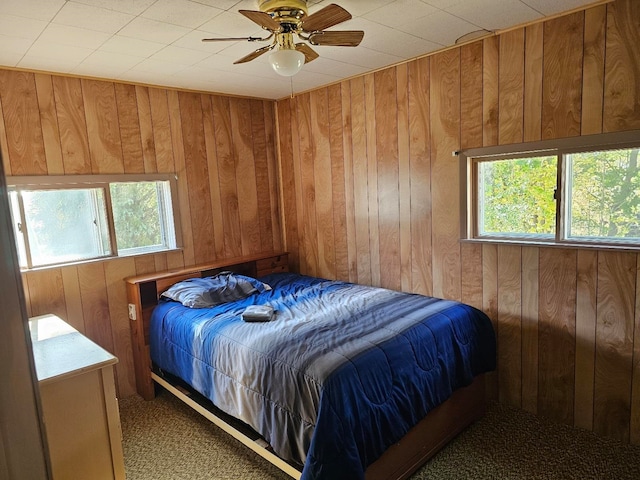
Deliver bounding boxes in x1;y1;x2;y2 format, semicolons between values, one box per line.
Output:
256;254;288;276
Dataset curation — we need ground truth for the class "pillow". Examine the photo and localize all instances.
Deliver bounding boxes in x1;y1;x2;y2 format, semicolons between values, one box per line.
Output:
161;271;271;308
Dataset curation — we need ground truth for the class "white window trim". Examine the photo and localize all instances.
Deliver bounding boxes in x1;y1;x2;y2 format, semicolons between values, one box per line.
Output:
460;129;640;250
7;173;183;270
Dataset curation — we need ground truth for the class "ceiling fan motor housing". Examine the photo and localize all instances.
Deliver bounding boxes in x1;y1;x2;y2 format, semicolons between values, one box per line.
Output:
259;0;308;16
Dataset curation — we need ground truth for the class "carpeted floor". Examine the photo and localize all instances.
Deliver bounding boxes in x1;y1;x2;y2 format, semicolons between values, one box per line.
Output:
120;391;640;479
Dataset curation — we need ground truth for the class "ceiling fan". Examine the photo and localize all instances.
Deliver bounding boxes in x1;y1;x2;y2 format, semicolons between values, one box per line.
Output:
202;0;365;77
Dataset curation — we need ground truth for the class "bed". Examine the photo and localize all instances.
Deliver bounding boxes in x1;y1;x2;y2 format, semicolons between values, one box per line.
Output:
125;252;496;480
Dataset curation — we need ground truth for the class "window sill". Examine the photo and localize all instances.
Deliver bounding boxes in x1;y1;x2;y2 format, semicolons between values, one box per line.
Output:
460;238;640;253
19;248;184;273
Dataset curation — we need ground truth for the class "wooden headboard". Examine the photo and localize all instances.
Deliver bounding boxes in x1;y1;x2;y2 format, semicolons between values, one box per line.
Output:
125;252;288;399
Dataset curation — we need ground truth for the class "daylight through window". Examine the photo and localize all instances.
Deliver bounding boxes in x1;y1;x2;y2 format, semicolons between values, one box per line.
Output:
464;132;640;248
7;174;180;269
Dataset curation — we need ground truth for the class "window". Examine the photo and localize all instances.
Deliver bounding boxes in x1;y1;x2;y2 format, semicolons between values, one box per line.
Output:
463;131;640;248
8;174;181;269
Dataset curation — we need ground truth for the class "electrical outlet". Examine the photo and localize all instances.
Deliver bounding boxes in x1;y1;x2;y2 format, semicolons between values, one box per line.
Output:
128;303;137;321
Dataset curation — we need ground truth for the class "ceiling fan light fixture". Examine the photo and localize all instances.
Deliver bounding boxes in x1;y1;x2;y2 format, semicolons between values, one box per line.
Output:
269;48;305;76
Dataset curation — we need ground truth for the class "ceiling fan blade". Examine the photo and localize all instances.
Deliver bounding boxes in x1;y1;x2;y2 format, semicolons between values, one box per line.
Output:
202;36;264;42
239;10;280;31
233;44;274;64
295;43;319;64
308;30;364;47
302;4;352;32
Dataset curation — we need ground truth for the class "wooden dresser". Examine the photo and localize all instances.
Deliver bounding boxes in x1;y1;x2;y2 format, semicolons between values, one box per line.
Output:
29;314;125;480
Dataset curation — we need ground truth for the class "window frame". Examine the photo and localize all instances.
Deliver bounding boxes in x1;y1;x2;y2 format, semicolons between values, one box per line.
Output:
7;173;182;270
461;130;640;250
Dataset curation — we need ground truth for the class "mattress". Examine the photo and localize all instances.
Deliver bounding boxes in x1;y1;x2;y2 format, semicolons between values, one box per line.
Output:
150;272;496;480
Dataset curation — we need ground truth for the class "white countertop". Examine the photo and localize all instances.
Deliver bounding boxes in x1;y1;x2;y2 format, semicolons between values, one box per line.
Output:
29;314;118;384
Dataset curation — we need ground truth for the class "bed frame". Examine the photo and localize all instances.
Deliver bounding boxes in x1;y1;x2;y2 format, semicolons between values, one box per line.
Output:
125;252;486;480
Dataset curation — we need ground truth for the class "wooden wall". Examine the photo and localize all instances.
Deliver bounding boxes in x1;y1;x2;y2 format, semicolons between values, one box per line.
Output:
0;70;282;397
276;0;640;443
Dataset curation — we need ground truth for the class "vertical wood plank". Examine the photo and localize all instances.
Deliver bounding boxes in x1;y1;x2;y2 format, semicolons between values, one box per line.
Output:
230;98;261;256
81;79;124;174
310;89;335;279
275;100;299;271
482;36;499;147
460;41;483;150
375;68;401;291
396;64;412;292
148;88;174;174
212;95;242;259
483;243;499;401
52;76;91;174
0;70;47;175
365;73;381;287
263;102;282;253
201;95;225;258
594;251;635;442
430;49;461;301
581;5;606;135
77;262;114;354
408;57;432;296
167;89;194;266
632;253;640;444
0;92;11;176
542;12;584;139
113;83;144;174
574;249;598;431
296;93;320;276
104;258;137;397
34;73;64;175
350;77;371;285
497;245;522;407
521;246;539;414
290;96;307;274
603;0;640;133
61;266;85;333
250;99;275;253
135;86;157;174
461;242;483;310
328;84;349;281
341;82;358;283
524;22;543;142
498;29;525;145
179;91;215;262
538;248;577;424
25;269;67;320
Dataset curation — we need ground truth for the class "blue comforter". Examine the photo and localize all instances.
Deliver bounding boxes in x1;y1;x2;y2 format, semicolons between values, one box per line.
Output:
150;273;496;480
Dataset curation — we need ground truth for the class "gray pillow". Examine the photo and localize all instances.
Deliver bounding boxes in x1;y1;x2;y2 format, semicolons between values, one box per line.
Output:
161;271;270;308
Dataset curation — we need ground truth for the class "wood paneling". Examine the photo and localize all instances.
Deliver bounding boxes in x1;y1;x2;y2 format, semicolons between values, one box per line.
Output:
430;49;461;301
274;0;640;445
603;0;640;132
498;29;525;145
460;42;483;150
82;79;124;174
0;71;281;397
594;251;635;441
375;68;400;291
408;57;432;296
538;248;576;424
582;5;607;135
0;70;46;175
542;12;584;139
482;36;499;147
497;245;522;406
34;73;64;175
52;76;91;174
524;22;543;142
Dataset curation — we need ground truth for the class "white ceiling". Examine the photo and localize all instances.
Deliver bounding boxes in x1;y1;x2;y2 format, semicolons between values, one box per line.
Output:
0;0;602;100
